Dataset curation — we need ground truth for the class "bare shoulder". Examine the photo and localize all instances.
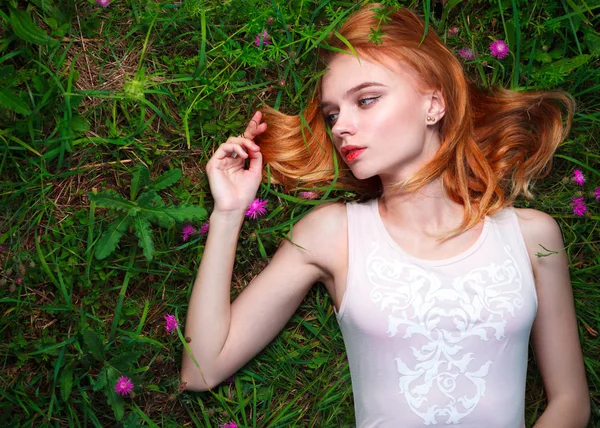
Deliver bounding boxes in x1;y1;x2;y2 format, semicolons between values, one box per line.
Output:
513;207;565;269
287;201;347;278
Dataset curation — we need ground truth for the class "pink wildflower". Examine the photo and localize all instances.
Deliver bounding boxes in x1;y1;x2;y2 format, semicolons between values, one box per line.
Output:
458;47;475;60
245;198;268;219
490;40;509;59
571;196;587;217
181;223;196;241
16;278;22;284
219;423;238;428
595;187;600;201
572;169;585;186
254;30;272;47
115;376;134;396
299;191;319;200
447;26;459;37
96;0;111;7
164;313;178;333
199;222;210;235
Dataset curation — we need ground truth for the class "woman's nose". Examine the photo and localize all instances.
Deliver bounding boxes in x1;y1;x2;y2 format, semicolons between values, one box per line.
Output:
332;112;357;137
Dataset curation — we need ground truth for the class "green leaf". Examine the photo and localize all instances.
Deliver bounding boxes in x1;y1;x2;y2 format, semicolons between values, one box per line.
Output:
93;367;108;392
539;54;591;74
534;51;552;64
109;351;142;372
107;388;125;421
70;114;90;133
584;30;600;57
137;190;164;208
163;204;207;222
131;166;150;200
0;88;31;115
9;6;59;46
137;192;173;228
133;216;154;261
89;192;136;211
105;367;125;421
148;168;181;191
83;330;106;361
60;364;74;401
95;215;132;260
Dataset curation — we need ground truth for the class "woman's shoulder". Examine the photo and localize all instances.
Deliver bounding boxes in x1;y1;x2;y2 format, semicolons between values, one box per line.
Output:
512;207;564;267
289;201;348;273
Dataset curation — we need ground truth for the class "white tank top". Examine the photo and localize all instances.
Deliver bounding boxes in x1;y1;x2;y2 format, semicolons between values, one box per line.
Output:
334;198;537;427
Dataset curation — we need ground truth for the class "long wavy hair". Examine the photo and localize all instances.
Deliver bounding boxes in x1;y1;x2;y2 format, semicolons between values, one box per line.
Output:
254;3;575;238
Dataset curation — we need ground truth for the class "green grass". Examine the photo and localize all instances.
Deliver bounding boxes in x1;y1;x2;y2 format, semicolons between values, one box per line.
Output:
1;0;599;426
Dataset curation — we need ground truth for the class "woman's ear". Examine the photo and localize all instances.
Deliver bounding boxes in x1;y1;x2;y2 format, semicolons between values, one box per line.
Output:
426;89;446;122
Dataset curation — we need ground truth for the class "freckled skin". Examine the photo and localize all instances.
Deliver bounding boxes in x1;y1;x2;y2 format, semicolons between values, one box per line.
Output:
320;54;444;184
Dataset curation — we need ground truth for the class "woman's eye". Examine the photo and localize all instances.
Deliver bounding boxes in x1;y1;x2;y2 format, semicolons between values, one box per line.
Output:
324;96;380;125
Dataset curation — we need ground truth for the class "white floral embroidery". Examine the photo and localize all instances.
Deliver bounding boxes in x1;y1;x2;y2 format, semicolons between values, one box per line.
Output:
366;242;524;425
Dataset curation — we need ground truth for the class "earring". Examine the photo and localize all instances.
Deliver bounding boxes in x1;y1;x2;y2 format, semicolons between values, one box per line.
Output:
427;116;435;122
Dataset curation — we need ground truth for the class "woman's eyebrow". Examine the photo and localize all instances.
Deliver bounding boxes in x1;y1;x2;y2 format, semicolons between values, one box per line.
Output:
319;82;387;109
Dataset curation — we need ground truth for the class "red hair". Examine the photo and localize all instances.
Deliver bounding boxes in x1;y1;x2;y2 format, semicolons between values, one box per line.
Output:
254;3;575;238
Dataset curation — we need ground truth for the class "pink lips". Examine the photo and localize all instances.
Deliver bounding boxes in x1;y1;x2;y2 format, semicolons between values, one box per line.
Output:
345;148;365;162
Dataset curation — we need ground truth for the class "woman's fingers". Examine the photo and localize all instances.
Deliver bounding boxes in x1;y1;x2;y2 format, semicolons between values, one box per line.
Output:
214;137;260;161
243;111;267;140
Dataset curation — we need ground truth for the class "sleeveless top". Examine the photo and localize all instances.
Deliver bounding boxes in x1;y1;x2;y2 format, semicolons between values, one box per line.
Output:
333;198;537;428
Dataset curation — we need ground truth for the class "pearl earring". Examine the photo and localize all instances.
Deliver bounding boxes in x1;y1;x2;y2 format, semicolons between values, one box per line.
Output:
427;116;435;122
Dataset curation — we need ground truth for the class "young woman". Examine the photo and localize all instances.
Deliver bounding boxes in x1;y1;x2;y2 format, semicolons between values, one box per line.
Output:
181;3;590;426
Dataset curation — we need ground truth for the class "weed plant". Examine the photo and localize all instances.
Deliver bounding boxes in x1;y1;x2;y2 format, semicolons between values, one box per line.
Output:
0;0;599;427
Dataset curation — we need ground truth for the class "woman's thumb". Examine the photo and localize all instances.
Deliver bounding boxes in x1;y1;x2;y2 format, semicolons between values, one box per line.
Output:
247;148;263;174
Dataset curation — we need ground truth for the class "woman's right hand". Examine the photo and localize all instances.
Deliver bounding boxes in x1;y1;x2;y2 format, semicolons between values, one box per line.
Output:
205;111;267;215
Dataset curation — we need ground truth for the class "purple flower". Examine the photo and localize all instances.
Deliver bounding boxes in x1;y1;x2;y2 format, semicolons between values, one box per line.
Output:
96;0;111;7
572;169;585;186
595;187;600;202
572;196;587;217
254;30;272;47
447;26;459;37
115;376;134;396
164;313;178;333
245;198;268;219
458;47;475;60
181;223;196;241
219;423;238;428
199;222;210;236
490;40;509;59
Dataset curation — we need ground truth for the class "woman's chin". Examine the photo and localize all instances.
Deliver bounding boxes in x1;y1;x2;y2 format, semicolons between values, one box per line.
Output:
349;167;376;181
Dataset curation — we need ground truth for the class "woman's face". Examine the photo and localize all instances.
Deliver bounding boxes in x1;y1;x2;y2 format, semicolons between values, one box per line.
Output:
320;53;444;183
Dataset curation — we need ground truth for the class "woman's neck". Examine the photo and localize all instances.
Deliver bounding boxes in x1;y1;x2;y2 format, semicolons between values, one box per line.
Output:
378;178;465;237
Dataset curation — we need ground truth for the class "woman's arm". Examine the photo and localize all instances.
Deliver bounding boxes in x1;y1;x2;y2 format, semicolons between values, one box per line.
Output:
516;208;590;428
181;202;343;391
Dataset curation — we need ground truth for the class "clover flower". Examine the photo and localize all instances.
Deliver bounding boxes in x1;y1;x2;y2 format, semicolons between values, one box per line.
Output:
490;40;509;59
199;222;210;235
572;169;585;186
572;196;587;217
115;376;134;396
595;187;600;202
164;313;178;333
447;26;459;37
254;30;272;47
458;47;475;60
219;423;238;428
245;198;268;219
96;0;110;7
181;223;196;241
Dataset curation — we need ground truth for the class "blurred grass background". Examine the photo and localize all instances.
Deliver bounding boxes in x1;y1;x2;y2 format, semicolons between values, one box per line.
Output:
0;0;599;426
